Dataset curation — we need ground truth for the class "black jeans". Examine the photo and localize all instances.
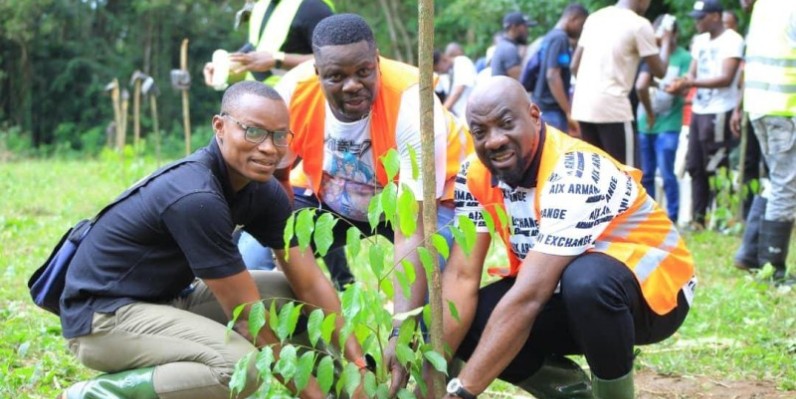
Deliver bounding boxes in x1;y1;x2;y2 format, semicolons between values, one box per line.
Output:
455;253;690;382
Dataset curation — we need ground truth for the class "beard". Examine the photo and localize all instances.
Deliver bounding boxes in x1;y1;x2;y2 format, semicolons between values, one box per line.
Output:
483;150;532;188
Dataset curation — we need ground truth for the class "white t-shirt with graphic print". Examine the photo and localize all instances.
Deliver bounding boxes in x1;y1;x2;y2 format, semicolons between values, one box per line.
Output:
454;151;639;260
276;74;449;222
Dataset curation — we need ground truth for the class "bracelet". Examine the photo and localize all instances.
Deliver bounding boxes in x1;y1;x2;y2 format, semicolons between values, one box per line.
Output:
389;326;400;340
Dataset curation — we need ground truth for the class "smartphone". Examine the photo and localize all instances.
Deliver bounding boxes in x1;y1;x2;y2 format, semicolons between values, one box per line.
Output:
656;14;676;38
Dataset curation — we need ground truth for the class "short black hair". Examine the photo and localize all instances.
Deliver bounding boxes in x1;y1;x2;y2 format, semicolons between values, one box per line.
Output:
563;3;589;18
220;81;282;114
433;49;442;66
312;13;376;55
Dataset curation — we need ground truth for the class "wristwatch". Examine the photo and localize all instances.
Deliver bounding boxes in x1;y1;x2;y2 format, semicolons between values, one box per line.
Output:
446;378;477;399
273;51;286;69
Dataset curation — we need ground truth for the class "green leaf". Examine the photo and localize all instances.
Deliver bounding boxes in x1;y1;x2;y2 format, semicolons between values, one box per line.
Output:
268;300;279;336
274;344;297;381
368;192;384;231
398;318;416;342
397;187;418;237
321;313;337;345
307;308;325;347
283;212;296;255
395;343;415;367
457;215;476;255
411;366;428;396
229;351;255;396
381;182;398;226
342;362;362;397
316;355;335;395
431;233;450;260
293;351;316;392
481;209;496;235
369;243;385;278
364;370;377;397
277;302;303;341
248;301;266;342
397;389;415;399
408;146;419;180
313;212;338;257
396;268;411;301
423;350;448;374
402;259;416;286
381;148;401;181
295;209;316;250
346;226;362;259
255;346;274;374
447;300;460;322
227;303;246;335
417;247;436;281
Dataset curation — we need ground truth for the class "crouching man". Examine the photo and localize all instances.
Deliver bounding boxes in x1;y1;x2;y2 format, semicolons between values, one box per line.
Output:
57;81;366;399
435;77;696;399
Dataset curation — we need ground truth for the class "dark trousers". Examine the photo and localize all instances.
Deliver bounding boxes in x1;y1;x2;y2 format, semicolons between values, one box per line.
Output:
687;112;732;225
578;121;636;166
455;253;690;382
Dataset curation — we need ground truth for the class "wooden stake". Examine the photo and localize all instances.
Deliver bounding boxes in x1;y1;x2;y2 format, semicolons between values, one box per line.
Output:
133;79;142;148
181;38;191;155
150;95;161;165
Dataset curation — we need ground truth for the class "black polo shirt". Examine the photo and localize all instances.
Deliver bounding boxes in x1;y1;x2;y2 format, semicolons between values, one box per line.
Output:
60;139;291;338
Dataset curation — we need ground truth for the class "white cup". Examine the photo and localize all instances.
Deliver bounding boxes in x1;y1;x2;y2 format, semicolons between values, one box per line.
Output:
211;49;231;91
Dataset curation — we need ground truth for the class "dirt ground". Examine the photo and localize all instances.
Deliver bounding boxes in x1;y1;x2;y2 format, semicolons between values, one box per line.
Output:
635;370;794;399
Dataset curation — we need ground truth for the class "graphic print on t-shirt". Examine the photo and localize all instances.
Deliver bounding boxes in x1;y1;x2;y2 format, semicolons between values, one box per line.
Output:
320;122;379;221
454;151;638;261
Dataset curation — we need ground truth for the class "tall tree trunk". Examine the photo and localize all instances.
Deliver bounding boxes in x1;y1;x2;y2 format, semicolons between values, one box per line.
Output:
377;0;404;62
391;0;415;64
418;0;445;397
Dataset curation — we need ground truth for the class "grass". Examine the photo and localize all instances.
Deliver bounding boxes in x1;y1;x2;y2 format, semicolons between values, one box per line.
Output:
1;157;794;398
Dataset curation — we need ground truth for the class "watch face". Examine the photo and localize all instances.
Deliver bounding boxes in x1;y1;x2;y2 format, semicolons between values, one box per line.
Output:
447;378;462;394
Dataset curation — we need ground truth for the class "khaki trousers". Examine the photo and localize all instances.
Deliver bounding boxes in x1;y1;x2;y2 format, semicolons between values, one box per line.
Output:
67;271;295;399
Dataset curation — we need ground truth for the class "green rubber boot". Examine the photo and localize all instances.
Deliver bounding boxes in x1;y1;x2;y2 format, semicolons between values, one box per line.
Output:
592;370;634;399
515;354;593;398
62;367;158;399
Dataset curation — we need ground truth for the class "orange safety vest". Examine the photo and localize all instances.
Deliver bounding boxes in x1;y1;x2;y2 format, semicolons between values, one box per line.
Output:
286;57;472;200
466;126;694;315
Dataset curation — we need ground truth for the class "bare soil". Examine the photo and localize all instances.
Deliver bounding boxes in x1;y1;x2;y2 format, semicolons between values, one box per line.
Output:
635;369;794;399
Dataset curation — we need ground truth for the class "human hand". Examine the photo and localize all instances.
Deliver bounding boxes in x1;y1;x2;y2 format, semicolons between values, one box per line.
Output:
566;116;580;138
646;112;656;131
229;51;277;74
385;337;409;397
730;107;742;138
203;62;215;87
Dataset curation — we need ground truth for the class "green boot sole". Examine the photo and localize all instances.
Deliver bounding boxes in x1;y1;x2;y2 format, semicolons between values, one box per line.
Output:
516;354;593;399
592;370;634;399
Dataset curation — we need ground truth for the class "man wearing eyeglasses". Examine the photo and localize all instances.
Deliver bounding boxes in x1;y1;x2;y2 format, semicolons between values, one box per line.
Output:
57;81;368;399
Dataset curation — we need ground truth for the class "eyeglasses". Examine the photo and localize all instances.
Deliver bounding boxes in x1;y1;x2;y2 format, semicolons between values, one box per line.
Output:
221;113;293;147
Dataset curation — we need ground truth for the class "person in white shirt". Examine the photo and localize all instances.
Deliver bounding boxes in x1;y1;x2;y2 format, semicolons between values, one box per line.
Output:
668;0;744;228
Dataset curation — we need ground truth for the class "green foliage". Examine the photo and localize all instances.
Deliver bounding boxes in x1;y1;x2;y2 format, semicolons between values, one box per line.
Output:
2;158;796;398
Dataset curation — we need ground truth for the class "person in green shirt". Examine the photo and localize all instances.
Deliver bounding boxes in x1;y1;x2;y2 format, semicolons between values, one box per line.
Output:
636;15;692;222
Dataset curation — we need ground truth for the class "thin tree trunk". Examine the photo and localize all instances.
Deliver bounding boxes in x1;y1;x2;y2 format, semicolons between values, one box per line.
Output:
418;0;445;397
378;0;404;62
391;0;415;64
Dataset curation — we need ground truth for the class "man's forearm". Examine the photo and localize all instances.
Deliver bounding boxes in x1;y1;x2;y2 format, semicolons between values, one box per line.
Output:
444;86;465;110
547;74;571;116
456;292;544;394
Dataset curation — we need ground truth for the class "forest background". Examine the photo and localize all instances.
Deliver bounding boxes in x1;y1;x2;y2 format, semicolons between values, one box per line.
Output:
1;0;743;158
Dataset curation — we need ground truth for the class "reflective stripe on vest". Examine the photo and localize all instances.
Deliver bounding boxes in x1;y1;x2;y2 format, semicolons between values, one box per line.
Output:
244;0;303;82
466;126;694;315
743;0;796;116
287;57;472;198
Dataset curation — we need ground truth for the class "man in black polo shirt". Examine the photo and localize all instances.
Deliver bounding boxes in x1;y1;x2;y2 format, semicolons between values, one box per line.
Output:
58;81;366;399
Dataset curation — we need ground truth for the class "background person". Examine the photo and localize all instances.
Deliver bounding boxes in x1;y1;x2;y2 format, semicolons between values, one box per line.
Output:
571;0;674;166
636;15;692;222
492;11;537;80
529;3;588;135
